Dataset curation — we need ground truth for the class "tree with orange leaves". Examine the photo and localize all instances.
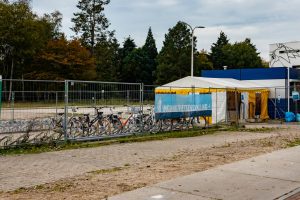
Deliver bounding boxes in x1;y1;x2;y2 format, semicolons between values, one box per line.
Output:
25;37;96;80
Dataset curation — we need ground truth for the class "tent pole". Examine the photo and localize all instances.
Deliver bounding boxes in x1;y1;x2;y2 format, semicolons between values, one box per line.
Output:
235;88;239;126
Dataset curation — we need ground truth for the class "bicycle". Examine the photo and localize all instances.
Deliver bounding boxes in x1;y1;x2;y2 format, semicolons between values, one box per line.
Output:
141;106;157;133
78;107;112;137
104;107;125;135
51;107;79;137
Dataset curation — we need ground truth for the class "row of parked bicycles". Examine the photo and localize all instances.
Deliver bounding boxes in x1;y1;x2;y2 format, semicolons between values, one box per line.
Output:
0;106;202;147
54;106;196;139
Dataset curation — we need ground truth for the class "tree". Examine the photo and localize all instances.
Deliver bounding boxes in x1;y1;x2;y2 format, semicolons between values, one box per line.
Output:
197;50;213;74
42;10;63;39
261;58;269;68
156;22;195;84
117;30;158;84
142;27;158;84
71;0;111;54
210;31;229;69
0;1;61;79
121;48;147;83
143;27;158;60
118;36;136;82
0;0;56;100
222;38;263;69
120;36;136;57
25;37;96;80
94;33;120;81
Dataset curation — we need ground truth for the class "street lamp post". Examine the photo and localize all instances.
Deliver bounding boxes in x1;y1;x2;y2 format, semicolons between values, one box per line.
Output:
182;22;205;77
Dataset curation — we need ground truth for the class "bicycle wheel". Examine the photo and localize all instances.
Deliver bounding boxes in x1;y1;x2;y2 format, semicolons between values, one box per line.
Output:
88;124;98;136
69;119;81;138
142;116;153;133
98;118;113;136
160;119;172;132
110;118;123;135
124;118;139;134
150;119;162;134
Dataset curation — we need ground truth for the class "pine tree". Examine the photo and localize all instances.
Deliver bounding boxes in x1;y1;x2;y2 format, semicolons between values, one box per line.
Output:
118;36;136;81
122;48;146;83
71;0;111;54
143;27;158;60
94;33;120;81
156;22;193;84
142;27;158;84
210;31;229;69
121;37;136;57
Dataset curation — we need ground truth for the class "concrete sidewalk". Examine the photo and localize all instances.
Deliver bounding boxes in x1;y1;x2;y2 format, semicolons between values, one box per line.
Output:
109;146;300;200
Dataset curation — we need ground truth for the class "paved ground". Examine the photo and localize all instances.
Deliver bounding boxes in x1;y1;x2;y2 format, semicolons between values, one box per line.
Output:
110;145;300;200
0;130;289;192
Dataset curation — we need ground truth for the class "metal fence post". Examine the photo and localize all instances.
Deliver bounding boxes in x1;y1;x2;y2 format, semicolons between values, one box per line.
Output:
101;89;104;104
127;90;130;105
296;97;298;114
140;83;144;132
0;75;2;121
274;88;277;119
225;88;228;124
11;91;15;122
79;89;82;103
94;91;96;107
216;89;218;126
64;80;69;141
55;91;58;120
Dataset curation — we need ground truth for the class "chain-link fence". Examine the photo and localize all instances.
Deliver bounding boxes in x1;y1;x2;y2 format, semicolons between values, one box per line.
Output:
268;85;300;119
0;78;299;148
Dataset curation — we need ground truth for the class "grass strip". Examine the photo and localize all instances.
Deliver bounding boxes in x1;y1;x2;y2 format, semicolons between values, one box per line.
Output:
0;127;273;156
287;139;300;147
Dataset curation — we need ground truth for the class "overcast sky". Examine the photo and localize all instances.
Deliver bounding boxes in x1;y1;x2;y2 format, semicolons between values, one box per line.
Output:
31;0;300;61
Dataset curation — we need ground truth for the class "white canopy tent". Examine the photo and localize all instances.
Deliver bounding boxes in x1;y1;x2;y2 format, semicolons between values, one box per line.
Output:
157;76;265;89
156;76;269;124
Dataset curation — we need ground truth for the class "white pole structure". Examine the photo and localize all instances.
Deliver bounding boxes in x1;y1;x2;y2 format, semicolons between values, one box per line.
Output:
287;67;290;112
182;22;205;77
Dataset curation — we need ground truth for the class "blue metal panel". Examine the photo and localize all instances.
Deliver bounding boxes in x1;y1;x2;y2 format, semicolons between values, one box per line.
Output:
202;67;290;80
269;98;300;119
241;68;287;80
290;68;300;79
268;98;291;119
202;69;241;80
